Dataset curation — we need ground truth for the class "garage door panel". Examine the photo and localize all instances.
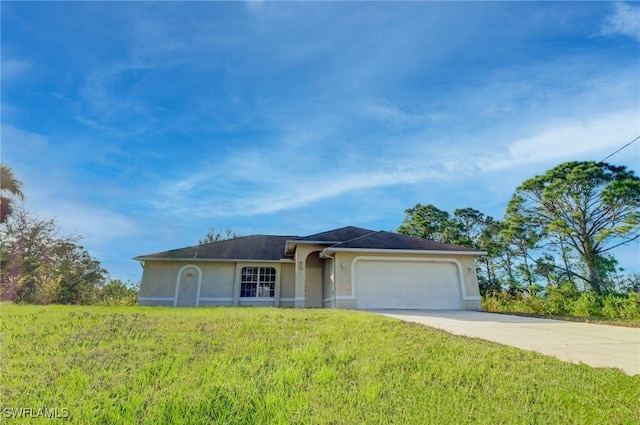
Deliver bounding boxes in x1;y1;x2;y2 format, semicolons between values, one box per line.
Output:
355;260;461;310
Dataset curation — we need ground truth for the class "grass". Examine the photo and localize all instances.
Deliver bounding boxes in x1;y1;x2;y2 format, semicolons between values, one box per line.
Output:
1;305;638;424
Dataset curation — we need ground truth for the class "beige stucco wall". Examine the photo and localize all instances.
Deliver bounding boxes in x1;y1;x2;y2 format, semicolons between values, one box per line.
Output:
280;263;296;300
137;260;297;307
138;260;185;298
200;263;235;298
323;257;335;308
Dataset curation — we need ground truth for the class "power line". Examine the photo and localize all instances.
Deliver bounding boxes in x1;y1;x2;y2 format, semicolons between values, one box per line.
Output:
597;135;640;164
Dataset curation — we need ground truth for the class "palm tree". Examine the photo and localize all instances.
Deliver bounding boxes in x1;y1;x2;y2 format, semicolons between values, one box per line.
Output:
1;164;24;223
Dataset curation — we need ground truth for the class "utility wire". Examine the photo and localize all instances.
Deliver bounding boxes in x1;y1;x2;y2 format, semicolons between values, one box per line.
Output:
597;135;640;164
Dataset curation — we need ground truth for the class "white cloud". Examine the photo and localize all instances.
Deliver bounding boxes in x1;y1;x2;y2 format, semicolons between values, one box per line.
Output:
2;59;31;83
49;204;138;244
601;2;640;42
487;109;639;171
244;0;264;10
2;59;30;81
152;107;639;219
1;125;49;156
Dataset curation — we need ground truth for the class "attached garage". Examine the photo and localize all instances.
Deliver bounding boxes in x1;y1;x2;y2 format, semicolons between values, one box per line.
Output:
354;258;462;310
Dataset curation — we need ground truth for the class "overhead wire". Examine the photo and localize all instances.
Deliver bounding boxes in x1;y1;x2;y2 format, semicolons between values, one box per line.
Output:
597;135;640;164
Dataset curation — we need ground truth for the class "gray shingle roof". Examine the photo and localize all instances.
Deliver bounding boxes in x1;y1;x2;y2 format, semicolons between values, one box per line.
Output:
133;235;297;261
328;231;482;252
134;227;482;261
295;226;377;242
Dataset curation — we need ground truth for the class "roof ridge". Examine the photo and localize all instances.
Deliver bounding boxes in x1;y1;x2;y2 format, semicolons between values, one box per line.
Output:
299;226;377;238
169;234;298;250
330;230;380;246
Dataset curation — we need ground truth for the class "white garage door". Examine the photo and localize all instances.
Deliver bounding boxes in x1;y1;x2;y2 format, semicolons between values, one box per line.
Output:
354;260;462;310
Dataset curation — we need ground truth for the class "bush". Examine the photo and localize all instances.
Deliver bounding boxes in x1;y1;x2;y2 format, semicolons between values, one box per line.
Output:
545;282;580;315
601;294;625;319
481;291;546;315
95;279;138;306
520;295;546;314
481;292;506;312
482;286;640;321
571;292;602;317
619;292;640;320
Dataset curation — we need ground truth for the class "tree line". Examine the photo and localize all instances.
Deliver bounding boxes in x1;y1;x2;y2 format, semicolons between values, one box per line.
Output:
398;161;640;297
0;164;137;305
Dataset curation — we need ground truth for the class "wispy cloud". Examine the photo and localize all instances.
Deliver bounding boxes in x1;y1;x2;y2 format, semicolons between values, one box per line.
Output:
47;202;139;244
482;109;639;171
151;105;638;220
73;63;161;136
601;2;640;42
2;58;30;81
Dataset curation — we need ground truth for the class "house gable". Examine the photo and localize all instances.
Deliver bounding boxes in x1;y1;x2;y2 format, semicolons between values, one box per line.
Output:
284;226;377;255
295;226;377;242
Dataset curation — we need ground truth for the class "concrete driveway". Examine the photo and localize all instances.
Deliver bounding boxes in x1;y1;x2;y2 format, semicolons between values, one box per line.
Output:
376;310;640;375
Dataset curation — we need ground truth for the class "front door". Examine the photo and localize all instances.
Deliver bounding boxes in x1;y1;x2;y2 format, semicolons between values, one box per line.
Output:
304;252;323;308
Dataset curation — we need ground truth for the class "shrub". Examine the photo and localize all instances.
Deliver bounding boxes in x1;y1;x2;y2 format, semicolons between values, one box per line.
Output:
481;286;640;321
571;292;602;317
601;295;625;319
545;282;580;315
520;295;546;315
95;279;138;306
481;293;504;312
482;291;546;315
619;292;640;320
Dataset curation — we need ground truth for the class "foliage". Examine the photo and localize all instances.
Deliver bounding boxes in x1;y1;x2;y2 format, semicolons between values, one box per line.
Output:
198;227;240;245
571;292;602;317
506;161;640;294
95;279;139;306
399;161;640;297
546;282;581;315
1;306;638;424
0;163;24;223
398;204;508;293
0;208;107;304
482;290;640;321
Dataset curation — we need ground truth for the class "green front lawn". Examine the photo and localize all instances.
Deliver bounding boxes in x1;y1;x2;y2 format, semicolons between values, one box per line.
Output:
1;305;638;424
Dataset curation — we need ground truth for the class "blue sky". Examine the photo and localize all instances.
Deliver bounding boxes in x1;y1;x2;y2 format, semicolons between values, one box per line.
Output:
2;1;639;283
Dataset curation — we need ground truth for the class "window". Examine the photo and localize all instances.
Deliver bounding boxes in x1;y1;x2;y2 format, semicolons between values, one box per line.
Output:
240;267;276;298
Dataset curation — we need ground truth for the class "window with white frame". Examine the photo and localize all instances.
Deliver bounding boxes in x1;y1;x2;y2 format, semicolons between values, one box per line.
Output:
240;267;276;298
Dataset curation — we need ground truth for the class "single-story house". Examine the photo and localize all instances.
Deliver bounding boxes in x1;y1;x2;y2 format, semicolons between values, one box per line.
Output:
134;226;484;310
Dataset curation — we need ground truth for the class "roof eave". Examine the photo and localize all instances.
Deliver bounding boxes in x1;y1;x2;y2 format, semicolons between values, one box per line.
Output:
285;239;344;255
132;257;295;263
322;247;487;256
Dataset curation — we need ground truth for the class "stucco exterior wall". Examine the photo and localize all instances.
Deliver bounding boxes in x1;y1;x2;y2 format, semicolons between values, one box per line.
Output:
138;260;297;307
323;257;335;308
200;263;235;298
280;263;296;300
138;260;185;298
